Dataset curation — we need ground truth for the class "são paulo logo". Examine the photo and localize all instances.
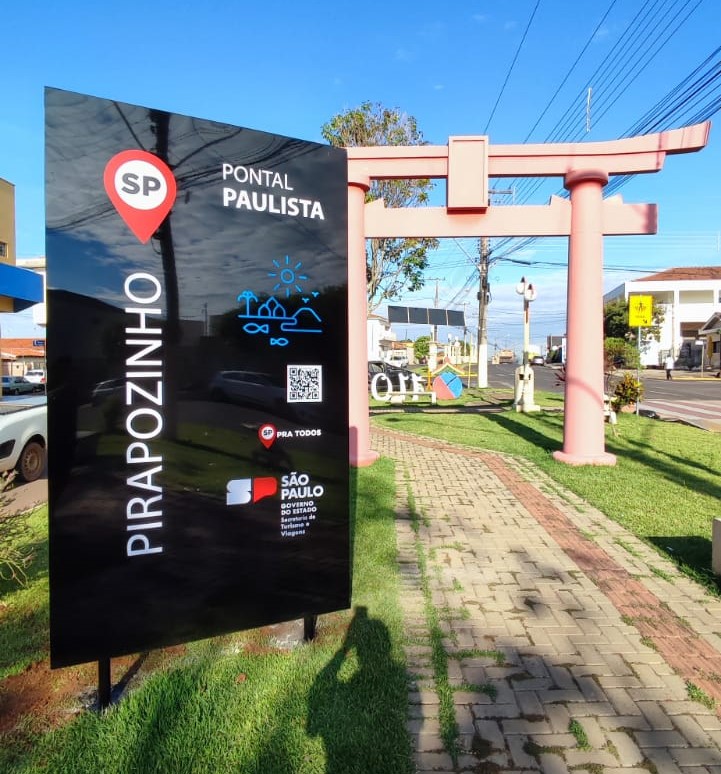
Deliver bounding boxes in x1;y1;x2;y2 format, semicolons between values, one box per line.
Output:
226;471;324;506
226;477;277;506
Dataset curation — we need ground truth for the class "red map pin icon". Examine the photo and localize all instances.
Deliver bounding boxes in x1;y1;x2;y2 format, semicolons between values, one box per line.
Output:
258;423;277;449
104;150;177;243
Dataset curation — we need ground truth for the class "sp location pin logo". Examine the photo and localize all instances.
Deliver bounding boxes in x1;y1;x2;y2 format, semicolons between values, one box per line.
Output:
258;424;277;449
104;150;177;243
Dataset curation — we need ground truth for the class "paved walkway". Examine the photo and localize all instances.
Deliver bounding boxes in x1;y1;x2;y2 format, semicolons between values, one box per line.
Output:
373;427;721;774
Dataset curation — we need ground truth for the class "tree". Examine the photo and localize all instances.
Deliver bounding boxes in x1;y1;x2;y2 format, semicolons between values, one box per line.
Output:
414;335;430;363
321;102;439;312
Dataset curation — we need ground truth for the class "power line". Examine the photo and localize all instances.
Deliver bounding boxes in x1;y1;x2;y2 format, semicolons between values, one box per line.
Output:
523;0;619;142
483;0;543;134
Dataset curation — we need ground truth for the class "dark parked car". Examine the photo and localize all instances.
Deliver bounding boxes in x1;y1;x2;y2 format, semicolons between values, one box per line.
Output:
91;378;125;406
209;370;286;412
368;360;418;390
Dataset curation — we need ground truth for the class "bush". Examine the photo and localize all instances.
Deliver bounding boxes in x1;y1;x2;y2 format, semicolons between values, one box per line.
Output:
0;471;36;583
611;372;644;411
605;338;640;371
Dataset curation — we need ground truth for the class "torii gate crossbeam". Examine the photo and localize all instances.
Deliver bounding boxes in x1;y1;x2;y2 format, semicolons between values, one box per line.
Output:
347;122;710;467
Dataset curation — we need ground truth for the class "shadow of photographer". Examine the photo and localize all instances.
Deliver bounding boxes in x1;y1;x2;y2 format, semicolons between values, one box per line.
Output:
307;605;411;774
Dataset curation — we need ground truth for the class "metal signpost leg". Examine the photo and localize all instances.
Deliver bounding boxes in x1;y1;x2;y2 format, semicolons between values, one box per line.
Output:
637;325;641;417
303;615;318;642
98;657;111;710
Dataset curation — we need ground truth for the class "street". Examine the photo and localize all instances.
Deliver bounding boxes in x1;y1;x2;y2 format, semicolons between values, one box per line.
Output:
481;362;721;432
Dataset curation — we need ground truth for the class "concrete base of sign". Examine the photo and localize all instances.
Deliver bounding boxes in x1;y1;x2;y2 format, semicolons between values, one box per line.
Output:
552;450;617;466
712;518;721;577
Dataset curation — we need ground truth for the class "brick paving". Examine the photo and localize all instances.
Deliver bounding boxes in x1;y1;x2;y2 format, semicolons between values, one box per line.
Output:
372;427;721;774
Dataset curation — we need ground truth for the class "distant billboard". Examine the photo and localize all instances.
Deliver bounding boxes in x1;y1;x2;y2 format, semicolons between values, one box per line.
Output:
388;305;465;327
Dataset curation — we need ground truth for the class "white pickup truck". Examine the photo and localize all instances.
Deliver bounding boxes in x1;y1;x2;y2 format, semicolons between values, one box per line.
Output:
0;396;47;482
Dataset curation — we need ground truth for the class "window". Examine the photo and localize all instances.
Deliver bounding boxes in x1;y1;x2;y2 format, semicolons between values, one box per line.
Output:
681;323;705;338
0;242;7;258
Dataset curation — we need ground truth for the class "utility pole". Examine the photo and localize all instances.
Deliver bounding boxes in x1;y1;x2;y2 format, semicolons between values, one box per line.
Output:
475;188;513;389
476;237;490;388
429;277;444;343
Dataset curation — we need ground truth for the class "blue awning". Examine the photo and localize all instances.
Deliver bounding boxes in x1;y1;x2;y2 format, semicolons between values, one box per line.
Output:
0;263;43;312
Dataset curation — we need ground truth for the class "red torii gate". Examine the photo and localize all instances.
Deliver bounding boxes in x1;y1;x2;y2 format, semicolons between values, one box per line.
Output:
347;122;710;467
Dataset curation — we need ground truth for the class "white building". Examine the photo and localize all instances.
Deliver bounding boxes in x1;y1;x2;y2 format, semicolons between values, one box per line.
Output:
367;314;396;361
604;267;721;367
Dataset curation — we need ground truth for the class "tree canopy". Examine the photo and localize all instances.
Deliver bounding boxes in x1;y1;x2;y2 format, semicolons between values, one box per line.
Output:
413;335;430;362
321;102;438;312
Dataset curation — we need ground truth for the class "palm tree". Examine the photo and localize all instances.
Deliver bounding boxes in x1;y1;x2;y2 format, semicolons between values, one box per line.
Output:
237;290;258;316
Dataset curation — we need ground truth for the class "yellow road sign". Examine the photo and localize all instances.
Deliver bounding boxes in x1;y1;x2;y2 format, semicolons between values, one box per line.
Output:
629;295;653;327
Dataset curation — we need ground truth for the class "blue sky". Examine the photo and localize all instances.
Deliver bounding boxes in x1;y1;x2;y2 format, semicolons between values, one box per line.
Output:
2;0;720;351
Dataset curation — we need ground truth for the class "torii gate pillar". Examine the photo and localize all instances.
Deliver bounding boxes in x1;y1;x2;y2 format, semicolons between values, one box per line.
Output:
347;174;380;466
554;169;615;465
346;123;710;467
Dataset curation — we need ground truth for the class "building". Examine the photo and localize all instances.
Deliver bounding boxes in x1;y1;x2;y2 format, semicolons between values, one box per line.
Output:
604;267;721;368
0;179;42;314
1;338;46;376
0;178;45;379
698;312;721;371
367;314;397;361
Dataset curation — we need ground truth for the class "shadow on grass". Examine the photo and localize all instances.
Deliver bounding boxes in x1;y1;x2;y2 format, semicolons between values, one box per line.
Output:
611;438;721;505
624;421;721;486
483;410;564;454
304;606;411;774
647;535;720;592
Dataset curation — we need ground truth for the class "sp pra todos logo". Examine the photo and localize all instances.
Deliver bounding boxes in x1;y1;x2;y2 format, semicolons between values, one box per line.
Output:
104;150;177;243
226;477;277;506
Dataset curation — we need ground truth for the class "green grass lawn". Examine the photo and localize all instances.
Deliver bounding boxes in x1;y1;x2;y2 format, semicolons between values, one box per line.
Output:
0;461;413;774
373;400;721;591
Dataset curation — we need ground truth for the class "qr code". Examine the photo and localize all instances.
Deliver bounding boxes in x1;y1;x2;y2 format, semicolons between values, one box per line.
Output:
287;365;323;403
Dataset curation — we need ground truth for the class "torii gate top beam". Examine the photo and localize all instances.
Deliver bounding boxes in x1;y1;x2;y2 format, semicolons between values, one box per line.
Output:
347;122;710;181
346;122;710;232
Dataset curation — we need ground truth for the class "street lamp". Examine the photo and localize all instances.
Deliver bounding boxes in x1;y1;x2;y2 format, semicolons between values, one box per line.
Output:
515;276;536;365
514;277;540;413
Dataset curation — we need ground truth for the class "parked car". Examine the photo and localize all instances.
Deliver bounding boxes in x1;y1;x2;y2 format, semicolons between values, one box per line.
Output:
368;360;418;390
91;377;125;406
209;370;286;411
530;355;545;366
384;351;409;368
0;396;47;482
209;369;321;423
24;369;46;384
2;376;35;395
